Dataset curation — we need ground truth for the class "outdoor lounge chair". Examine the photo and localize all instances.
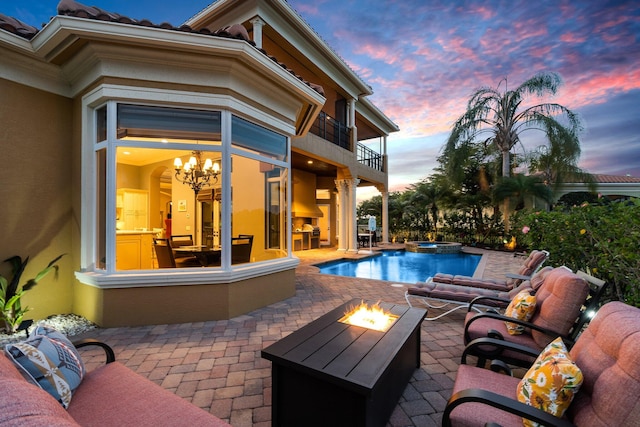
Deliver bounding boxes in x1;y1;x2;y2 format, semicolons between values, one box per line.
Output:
405;266;553;320
431;249;549;291
442;301;640;427
462;267;607;368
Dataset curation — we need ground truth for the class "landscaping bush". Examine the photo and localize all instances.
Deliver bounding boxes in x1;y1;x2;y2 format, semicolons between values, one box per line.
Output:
511;199;640;306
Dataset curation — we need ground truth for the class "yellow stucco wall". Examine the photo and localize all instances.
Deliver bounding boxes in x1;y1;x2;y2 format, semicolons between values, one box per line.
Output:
0;77;75;320
73;269;296;327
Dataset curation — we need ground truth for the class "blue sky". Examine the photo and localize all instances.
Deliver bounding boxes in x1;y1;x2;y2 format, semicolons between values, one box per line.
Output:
2;0;639;195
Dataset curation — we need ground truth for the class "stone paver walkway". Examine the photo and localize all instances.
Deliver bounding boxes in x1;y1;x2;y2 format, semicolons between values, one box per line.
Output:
75;245;521;426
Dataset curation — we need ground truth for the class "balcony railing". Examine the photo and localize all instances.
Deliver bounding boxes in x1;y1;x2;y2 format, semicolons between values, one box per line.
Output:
357;143;383;172
310;111;351;150
309;111;383;172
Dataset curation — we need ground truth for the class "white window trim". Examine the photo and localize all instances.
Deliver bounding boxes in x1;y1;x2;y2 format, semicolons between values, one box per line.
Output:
76;84;298;288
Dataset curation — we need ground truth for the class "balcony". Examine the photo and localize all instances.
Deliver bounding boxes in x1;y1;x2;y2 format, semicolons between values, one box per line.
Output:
309;111;383;172
310;111;350;150
357;143;383;172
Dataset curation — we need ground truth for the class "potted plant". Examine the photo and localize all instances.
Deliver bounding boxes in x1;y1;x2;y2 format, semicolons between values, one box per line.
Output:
0;254;65;335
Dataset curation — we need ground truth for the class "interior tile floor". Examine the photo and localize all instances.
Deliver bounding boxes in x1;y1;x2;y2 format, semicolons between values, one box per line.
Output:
75;245;520;426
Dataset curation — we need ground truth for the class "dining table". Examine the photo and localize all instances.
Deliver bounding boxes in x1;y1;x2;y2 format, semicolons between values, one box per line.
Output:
172;245;221;267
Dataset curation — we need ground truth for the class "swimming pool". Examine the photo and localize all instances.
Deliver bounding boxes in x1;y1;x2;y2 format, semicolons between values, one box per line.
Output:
317;250;481;283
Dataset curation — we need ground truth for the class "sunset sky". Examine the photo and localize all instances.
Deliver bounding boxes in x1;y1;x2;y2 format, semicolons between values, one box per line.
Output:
3;0;639;198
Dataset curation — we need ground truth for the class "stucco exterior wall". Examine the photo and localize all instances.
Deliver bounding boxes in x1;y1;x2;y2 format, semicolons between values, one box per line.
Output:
73;269;296;327
0;77;75;319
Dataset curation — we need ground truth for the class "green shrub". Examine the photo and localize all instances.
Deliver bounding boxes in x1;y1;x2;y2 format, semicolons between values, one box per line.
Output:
0;254;64;334
511;199;640;306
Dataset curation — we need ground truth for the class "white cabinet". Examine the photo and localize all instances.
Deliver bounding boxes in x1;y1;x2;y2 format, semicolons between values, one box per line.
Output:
117;189;149;230
116;232;153;270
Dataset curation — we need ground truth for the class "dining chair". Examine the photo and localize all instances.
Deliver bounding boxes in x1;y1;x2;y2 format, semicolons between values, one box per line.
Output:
169;235;200;267
153;239;176;268
231;235;253;264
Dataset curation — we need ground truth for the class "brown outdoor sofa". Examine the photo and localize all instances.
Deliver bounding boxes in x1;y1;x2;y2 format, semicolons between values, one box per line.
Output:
1;336;230;426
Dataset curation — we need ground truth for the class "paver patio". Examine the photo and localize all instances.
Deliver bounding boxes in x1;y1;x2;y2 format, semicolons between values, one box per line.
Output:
75;245;520;426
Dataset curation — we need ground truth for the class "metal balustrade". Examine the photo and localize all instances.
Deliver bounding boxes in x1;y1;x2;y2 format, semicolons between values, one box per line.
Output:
309;111;383;172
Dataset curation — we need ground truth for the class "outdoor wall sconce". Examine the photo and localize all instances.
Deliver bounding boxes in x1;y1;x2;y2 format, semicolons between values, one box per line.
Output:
174;150;220;195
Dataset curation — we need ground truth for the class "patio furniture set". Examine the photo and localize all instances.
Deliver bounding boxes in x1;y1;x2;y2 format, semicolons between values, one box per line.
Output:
2;249;639;426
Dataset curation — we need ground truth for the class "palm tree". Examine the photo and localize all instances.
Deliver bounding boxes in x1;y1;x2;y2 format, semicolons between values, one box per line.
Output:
445;72;583;179
493;174;553;211
444;71;583;222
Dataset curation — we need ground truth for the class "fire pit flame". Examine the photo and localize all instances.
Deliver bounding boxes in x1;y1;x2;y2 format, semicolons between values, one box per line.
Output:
339;301;398;332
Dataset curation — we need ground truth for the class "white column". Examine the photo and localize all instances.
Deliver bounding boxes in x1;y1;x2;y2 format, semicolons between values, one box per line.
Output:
347;178;360;253
348;98;357;150
381;189;389;244
335;179;348;252
250;17;265;49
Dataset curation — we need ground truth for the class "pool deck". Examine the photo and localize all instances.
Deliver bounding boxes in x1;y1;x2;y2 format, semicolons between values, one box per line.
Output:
75;244;522;426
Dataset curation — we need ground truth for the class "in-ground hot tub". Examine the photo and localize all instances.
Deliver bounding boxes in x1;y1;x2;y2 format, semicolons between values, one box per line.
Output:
405;241;462;254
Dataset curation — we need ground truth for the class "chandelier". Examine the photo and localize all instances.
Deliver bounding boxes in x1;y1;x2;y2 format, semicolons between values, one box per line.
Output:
174;151;220;195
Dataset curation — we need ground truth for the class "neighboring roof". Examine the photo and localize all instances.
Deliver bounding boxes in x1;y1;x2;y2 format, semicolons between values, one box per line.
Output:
0;0;324;96
591;174;640;184
560;173;640;184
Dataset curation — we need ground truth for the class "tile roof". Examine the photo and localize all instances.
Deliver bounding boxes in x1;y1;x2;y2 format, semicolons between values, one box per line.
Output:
561;173;640;184
0;14;39;40
0;0;324;96
592;174;640;183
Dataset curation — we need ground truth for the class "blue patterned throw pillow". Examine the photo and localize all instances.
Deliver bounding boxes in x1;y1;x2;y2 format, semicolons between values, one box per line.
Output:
4;325;85;408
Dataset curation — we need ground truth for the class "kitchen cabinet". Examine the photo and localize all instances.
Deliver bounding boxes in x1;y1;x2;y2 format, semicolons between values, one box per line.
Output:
116;231;154;270
117;189;149;231
292;232;308;251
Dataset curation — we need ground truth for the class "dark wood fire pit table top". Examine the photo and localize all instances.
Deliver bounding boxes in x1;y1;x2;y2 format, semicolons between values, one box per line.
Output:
261;299;427;427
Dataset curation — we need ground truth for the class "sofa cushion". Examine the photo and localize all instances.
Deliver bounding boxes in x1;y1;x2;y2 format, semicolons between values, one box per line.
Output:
568;301;640;425
504;289;537;335
529;268;589;348
0;377;79;426
0;350;25;381
68;361;231;426
518;337;583;426
4;326;85;408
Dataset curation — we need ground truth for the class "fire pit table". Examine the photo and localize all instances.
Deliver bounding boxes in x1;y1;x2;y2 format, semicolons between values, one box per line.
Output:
261;299;427;427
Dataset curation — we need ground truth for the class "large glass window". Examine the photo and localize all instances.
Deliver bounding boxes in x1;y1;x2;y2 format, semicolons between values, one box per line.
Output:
94;103;289;272
230;154;288;263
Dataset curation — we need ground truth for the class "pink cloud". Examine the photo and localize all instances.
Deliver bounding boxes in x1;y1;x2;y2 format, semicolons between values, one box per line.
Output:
559;32;587;43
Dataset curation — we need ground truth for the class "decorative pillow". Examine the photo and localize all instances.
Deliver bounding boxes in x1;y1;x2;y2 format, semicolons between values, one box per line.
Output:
517;337;583;427
4;325;85;408
504;289;537;335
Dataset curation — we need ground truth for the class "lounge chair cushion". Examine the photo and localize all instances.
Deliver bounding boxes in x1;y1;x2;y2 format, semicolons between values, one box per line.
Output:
4;326;85;408
448;364;523;426
528;267;589;348
517;337;583;426
408;281;514;307
464;267;589;362
568;301;640;425
432;250;549;291
504;290;537;335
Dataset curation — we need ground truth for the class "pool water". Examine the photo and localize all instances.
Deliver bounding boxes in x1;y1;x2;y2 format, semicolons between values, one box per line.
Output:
317;250;481;283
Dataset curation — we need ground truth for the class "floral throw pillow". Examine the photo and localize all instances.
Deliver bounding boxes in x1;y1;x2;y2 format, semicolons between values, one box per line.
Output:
4;325;85;408
504;289;537;335
517;337;583;427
